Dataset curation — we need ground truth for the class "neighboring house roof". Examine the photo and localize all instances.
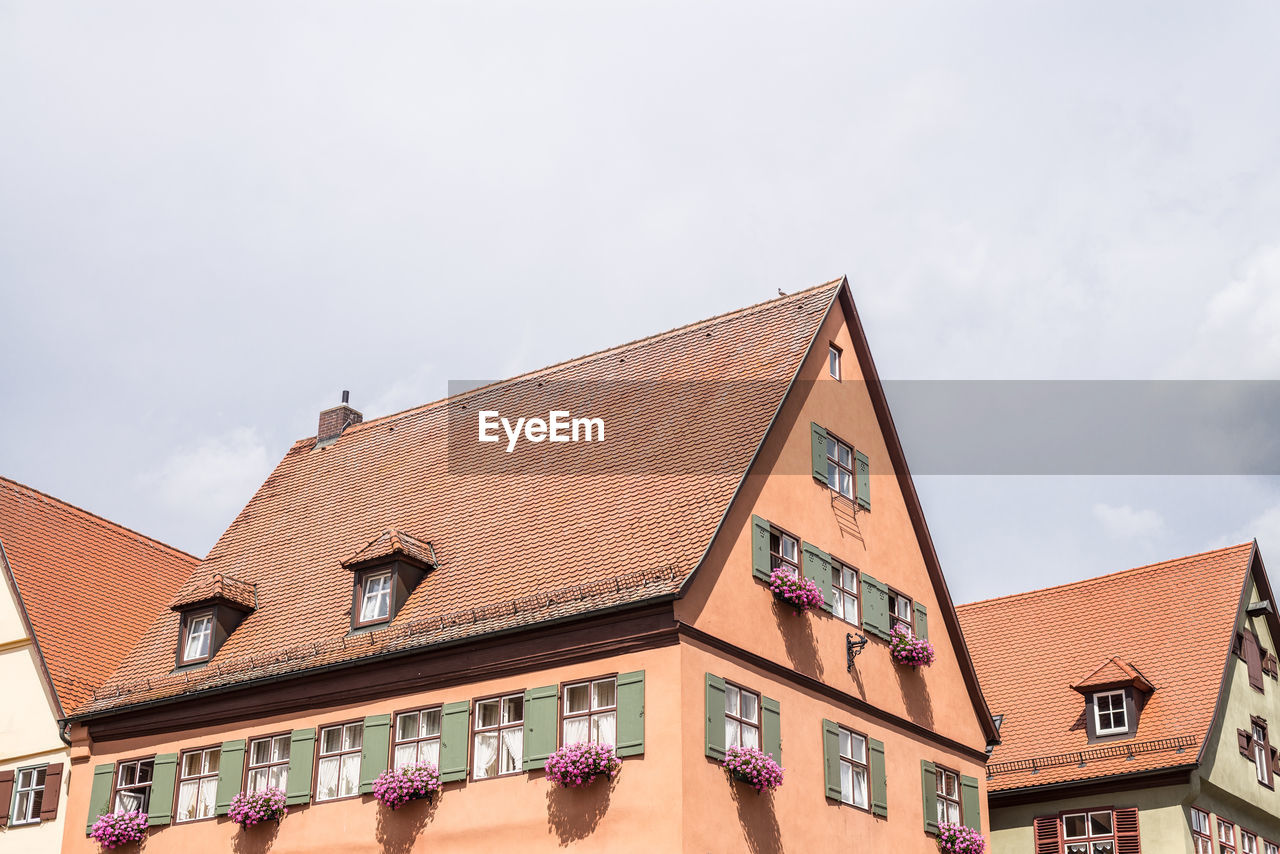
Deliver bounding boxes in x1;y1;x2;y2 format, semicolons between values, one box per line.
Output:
957;543;1257;793
0;477;198;714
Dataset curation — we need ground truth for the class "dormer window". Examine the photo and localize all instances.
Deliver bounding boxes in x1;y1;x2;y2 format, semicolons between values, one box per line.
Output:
358;570;393;624
342;528;435;631
181;611;214;664
1093;689;1128;736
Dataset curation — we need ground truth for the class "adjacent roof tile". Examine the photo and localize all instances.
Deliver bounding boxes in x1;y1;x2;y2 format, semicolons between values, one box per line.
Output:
169;572;257;612
341;528;435;570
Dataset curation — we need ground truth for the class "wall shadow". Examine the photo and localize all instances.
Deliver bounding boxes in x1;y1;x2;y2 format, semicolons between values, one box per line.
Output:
729;775;783;854
892;661;935;730
847;654;868;700
229;815;282;854
375;792;439;854
772;599;824;681
546;773;618;846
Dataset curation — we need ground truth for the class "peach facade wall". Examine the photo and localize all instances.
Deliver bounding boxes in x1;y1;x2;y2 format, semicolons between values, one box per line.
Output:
64;646;683;854
675;300;989;752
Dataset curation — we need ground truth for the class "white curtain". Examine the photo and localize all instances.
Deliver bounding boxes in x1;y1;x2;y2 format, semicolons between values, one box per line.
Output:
563;717;589;744
394;744;418;770
316;757;339;800
473;732;498;778
176;781;199;821
592;712;617;748
500;728;523;774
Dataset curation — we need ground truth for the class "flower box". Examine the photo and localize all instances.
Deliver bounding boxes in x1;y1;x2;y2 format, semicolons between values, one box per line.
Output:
768;567;825;614
89;811;148;849
890;623;936;667
937;821;986;854
372;763;442;808
544;742;622;788
228;787;288;829
722;745;784;793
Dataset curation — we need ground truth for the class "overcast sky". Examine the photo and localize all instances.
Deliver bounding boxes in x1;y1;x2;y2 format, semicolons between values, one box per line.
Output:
2;1;1278;604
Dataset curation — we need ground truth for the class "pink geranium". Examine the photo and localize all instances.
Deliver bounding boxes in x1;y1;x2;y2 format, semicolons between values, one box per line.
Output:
937;821;986;854
89;811;148;848
723;745;784;793
768;567;826;614
890;623;936;667
227;787;287;829
544;742;621;788
372;763;441;808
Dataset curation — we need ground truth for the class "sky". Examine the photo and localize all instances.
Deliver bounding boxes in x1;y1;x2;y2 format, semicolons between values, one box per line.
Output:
2;1;1278;604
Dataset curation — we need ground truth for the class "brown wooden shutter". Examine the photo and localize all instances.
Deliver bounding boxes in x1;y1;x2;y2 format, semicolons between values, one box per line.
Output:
1114;807;1141;853
1245;631;1265;690
1240;728;1255;756
0;769;13;825
1033;815;1060;854
40;763;63;820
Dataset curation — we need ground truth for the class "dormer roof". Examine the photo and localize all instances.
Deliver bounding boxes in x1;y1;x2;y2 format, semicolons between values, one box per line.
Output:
1070;656;1154;695
341;528;435;571
169;572;257;613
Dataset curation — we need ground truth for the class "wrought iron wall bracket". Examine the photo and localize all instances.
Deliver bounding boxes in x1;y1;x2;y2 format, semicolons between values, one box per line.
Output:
846;633;868;672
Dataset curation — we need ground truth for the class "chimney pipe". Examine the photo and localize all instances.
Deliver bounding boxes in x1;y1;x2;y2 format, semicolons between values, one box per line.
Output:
317;391;363;446
342;389;350;404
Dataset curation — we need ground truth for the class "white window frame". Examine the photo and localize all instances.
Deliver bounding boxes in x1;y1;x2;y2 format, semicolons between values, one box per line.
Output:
831;562;859;627
1253;723;1269;784
724;682;760;750
112;758;154;813
472;693;524;780
246;734;291;794
315;721;364;801
836;726;869;809
828;345;841;380
1192;808;1213;854
936;767;961;825
359;570;392;623
1093;690;1128;736
393;707;442;771
1262;840;1277;854
175;747;220;823
182;612;213;662
10;765;46;825
561;676;617;747
1242;831;1259;854
825;436;855;499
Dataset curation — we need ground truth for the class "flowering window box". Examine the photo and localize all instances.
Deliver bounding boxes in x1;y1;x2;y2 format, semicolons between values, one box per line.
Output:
890;623;936;667
768;567;825;614
228;787;288;829
722;745;784;793
372;763;442;808
89;811;148;849
545;742;622;788
937;821;986;854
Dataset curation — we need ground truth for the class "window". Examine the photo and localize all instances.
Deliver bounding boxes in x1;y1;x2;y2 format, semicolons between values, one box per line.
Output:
10;766;46;825
1221;820;1238;854
181;611;213;663
112;758;154;813
316;722;363;801
1263;841;1277;854
1251;719;1273;786
1192;808;1213;854
562;677;617;746
831;562;859;626
826;436;855;499
1093;690;1128;736
1242;832;1259;854
358;570;392;624
472;693;524;779
724;682;760;750
888;590;913;634
828;345;841;380
175;747;220;823
1062;810;1114;854
768;529;799;574
394;707;442;770
936;767;961;825
246;734;291;793
836;726;869;809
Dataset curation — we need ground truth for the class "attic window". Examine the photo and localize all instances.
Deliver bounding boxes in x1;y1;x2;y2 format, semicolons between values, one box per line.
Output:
1093;690;1128;736
829;345;841;380
358;570;393;624
181;611;214;664
342;528;435;631
169;573;256;668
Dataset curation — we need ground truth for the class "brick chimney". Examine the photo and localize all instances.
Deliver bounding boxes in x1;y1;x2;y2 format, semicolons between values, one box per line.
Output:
317;390;363;446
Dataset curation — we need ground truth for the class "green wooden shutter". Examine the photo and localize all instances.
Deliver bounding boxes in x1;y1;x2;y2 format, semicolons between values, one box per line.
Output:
822;719;842;801
215;739;246;816
615;670;645;757
359;714;391;794
438;700;471;782
523;684;559;771
704;673;727;760
147;753;178;826
751;515;772;581
914;602;929;640
855;449;870;509
285;728;315;805
811;423;830;485
802;542;834;613
862;574;891;640
86;764;115;834
869;738;887;817
921;760;938;834
961;775;981;831
761;695;781;763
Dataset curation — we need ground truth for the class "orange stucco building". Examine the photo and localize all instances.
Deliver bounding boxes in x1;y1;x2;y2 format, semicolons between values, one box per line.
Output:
63;280;999;852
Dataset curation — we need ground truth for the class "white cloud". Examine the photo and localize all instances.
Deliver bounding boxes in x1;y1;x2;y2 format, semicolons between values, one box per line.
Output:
1093;503;1165;539
1220;503;1280;559
1174;243;1280;379
139;428;272;518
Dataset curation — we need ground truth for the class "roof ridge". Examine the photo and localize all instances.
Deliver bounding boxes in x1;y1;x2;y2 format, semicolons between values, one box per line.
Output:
957;541;1255;611
0;476;200;563
325;278;845;438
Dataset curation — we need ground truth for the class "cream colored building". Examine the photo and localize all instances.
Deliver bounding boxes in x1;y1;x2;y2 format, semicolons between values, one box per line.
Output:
0;477;194;851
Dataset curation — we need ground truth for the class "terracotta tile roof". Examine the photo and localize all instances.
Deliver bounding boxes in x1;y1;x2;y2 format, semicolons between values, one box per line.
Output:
1070;657;1152;694
341;528;435;569
77;280;846;715
169;572;257;612
0;477;198;714
957;543;1256;791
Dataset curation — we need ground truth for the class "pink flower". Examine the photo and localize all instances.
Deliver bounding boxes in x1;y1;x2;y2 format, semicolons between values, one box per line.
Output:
722;745;784;793
544;742;621;788
89;811;148;848
372;764;441;809
227;787;287;829
937;821;986;854
890;623;936;667
768;567;826;614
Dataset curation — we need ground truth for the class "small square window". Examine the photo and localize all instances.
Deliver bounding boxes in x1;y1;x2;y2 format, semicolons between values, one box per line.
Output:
1094;690;1128;736
888;590;914;634
10;766;46;825
768;529;799;574
112;758;154;813
828;345;841;380
724;682;761;750
359;570;393;624
394;707;442;770
181;611;214;663
246;734;291;794
562;677;617;746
